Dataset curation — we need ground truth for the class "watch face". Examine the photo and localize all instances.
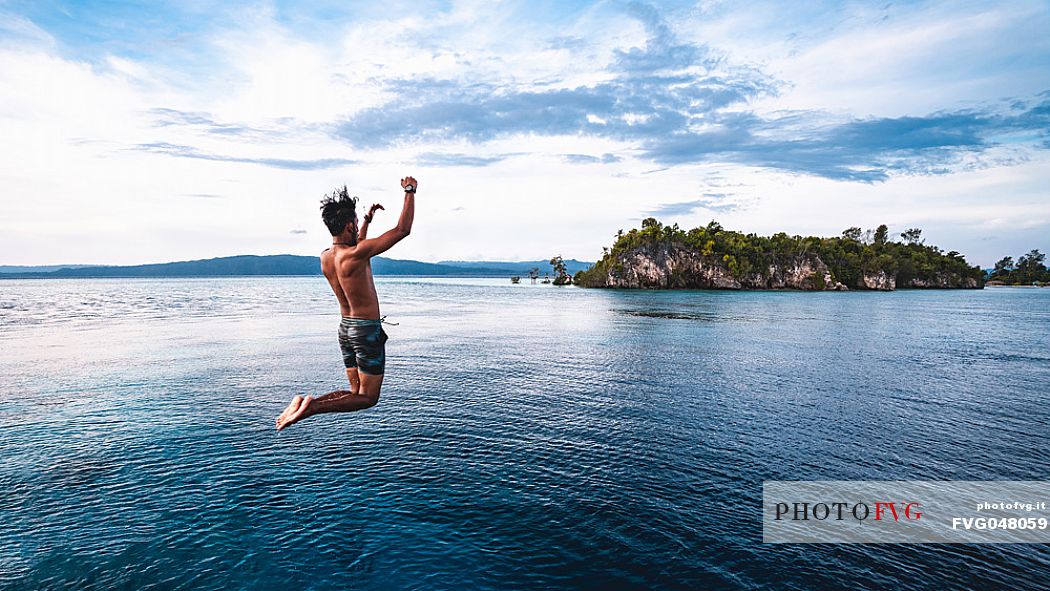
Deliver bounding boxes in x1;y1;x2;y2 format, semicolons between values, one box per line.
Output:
405;184;415;192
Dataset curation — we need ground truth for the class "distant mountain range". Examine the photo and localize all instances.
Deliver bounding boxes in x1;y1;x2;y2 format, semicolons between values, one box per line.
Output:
0;255;593;278
0;264;94;273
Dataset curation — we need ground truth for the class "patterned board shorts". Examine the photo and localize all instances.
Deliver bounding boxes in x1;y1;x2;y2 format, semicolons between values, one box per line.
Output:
338;317;388;375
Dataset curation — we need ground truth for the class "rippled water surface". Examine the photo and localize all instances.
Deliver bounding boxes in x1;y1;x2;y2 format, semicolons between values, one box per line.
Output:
1;278;1049;590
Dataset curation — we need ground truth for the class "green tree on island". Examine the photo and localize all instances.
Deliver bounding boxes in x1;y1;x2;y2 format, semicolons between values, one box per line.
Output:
900;228;923;245
990;249;1049;285
550;255;571;285
873;224;889;247
993;256;1015;276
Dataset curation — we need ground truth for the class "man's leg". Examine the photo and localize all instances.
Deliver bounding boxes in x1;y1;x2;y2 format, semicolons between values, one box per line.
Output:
346;367;360;394
274;369;361;429
275;321;386;431
275;372;383;430
357;371;383;402
275;395;306;427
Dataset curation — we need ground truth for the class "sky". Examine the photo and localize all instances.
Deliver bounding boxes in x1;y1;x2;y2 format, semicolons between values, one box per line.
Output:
1;0;1048;266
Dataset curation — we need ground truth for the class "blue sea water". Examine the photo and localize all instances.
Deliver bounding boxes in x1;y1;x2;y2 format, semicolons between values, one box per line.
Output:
1;277;1048;590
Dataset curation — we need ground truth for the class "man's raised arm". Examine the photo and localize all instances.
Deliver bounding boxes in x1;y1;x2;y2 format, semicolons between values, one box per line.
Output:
356;176;417;258
358;203;384;241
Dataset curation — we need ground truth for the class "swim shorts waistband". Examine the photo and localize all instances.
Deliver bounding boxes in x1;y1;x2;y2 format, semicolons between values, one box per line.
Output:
341;316;382;326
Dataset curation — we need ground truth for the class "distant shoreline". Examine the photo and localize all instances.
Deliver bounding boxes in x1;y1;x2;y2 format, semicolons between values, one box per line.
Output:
0;273;519;280
0;254;593;280
985;283;1050;288
6;276;1048;290
5;276;1046;292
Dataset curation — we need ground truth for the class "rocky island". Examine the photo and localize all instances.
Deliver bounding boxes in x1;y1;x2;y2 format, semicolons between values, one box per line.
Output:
574;219;983;291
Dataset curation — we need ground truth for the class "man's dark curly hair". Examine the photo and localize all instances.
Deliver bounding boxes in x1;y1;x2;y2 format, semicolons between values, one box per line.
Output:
320;185;359;240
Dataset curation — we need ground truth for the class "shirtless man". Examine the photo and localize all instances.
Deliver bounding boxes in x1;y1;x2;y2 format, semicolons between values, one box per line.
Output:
276;176;417;430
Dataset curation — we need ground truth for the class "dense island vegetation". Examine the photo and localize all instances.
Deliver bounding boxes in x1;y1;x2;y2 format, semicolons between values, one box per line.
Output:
988;250;1050;285
575;219;984;290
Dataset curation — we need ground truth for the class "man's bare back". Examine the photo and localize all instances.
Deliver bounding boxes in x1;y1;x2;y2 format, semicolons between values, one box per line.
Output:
320;244;381;319
276;176;418;430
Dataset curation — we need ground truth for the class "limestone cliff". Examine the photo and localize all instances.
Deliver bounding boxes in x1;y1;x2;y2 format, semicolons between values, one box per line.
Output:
906;273;980;289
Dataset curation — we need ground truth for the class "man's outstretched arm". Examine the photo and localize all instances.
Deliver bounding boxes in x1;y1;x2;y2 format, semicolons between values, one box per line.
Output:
358;203;384;241
356;176;416;258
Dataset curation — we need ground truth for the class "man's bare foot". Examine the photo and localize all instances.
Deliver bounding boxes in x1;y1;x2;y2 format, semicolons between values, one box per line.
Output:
276;395;313;431
276;395;304;429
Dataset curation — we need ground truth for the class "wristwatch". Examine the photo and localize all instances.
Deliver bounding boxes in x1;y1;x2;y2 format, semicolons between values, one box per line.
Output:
403;183;416;193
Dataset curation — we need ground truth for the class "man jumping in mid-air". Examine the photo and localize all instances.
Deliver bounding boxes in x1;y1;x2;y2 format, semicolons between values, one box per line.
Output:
276;176;417;430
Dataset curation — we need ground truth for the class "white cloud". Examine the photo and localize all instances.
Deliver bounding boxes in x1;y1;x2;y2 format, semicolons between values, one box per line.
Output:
0;0;1047;268
691;1;1050;117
